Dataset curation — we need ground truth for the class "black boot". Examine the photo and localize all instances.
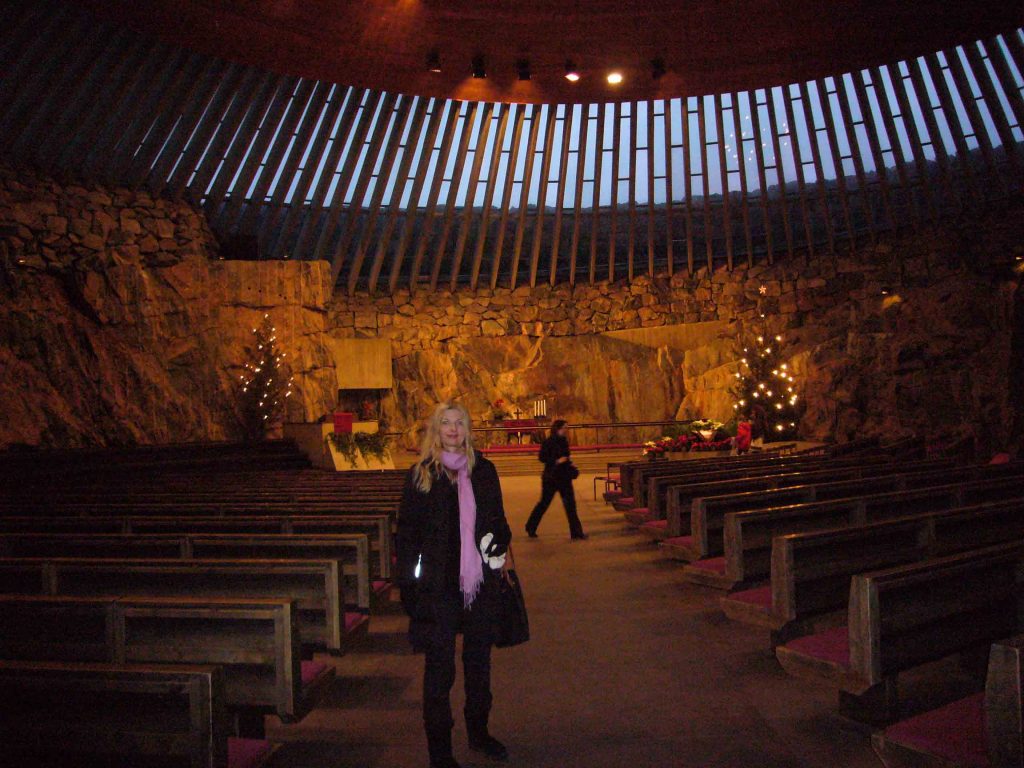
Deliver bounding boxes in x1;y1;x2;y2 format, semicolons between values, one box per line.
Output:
427;725;460;768
466;713;508;761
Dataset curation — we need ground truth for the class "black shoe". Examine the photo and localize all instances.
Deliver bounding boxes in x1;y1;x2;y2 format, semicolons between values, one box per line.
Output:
469;734;508;761
571;533;589;541
525;527;538;539
429;758;461;768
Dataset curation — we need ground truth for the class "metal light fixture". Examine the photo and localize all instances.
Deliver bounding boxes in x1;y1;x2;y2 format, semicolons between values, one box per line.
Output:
516;58;531;81
426;50;441;73
471;54;486;79
651;57;666;80
564;60;580;82
607;71;623;85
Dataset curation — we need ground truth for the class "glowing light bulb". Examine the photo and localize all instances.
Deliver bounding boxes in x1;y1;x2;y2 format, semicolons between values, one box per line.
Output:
607;71;624;85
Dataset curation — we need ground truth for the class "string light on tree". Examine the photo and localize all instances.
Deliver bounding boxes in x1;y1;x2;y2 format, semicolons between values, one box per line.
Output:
731;328;801;441
239;313;295;441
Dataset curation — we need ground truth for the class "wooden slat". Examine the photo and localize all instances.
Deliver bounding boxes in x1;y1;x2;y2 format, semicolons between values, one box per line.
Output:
391;99;457;293
370;98;442;292
200;72;284;223
714;93;734;269
748;89;776;263
797;81;835;255
469;104;512;289
905;59;959;210
488;104;526;290
697;96;714;270
868;65;927;224
945;47;1002;186
355;97;427;293
646;99;657;276
924;52;980;202
568;104;590;285
450;101;497;290
36;30;139;171
144;59;230;195
764;88;795;259
779;86;816;260
985;35;1024;128
254;82;333;248
508;105;543;289
683;98;696;273
330;91;401;285
304;88;380;261
732;92;755;267
166;63;248;200
626;101;638;281
588;104;608;284
528;104;558;287
266;87;350;260
885;61;941;220
548;103;574;285
814;79;858;249
963;42;1021;175
407;99;465;292
663;99;676;275
608;101;621;282
429;100;485;291
849;72;898;231
833;75;879;242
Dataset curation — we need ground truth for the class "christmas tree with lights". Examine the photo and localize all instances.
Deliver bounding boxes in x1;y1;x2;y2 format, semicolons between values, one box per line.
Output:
239;314;294;441
731;329;801;441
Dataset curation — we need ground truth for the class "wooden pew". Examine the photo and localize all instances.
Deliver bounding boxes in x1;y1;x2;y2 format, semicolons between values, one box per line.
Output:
775;542;1024;723
0;593;335;725
0;515;395;605
0;532;372;613
681;462;1024;568
638;454;919;531
698;473;1024;591
720;498;1024;645
872;634;1024;768
0;660;276;768
0;558;360;653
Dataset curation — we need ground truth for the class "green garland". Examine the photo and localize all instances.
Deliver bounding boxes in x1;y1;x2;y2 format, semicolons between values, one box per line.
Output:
327;430;391;466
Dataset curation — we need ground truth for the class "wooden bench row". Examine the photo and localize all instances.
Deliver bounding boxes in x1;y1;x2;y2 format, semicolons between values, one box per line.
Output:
0;593;335;725
0;557;366;654
682;468;1024;590
0;661;277;768
673;461;1024;572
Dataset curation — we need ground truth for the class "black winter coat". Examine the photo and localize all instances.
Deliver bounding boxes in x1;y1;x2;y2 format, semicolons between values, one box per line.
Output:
538;434;573;481
396;455;512;623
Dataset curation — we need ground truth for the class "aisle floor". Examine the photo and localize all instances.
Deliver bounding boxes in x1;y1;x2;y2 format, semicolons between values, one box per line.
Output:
268;473;968;768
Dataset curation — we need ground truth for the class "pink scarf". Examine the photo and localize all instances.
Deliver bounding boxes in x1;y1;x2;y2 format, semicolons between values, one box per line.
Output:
441;451;483;607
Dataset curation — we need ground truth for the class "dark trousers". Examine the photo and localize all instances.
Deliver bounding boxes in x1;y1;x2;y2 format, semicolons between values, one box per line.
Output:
526;476;584;538
422;592;494;740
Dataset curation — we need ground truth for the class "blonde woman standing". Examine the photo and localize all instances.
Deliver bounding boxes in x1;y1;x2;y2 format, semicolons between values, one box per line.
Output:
397;402;512;767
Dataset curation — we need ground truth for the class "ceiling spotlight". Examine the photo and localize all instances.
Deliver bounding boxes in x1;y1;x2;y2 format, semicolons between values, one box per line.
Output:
651;57;666;80
426;50;441;73
565;60;580;82
607;71;623;85
472;54;486;79
516;58;531;81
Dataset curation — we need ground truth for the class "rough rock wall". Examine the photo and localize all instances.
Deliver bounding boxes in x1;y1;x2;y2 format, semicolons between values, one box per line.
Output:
2;164;1021;454
0;165;336;448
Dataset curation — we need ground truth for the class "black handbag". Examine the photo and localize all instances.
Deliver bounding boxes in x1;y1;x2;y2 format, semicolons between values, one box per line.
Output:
567;461;580;480
494;548;530;648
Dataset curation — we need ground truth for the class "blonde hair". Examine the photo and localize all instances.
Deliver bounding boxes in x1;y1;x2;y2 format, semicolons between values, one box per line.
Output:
413;401;477;492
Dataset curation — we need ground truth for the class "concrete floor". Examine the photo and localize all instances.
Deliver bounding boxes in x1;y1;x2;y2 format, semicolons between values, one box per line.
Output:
268;473;969;768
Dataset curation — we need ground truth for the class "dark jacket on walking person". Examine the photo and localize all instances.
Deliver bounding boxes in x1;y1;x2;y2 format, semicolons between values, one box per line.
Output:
525;420;586;540
396;401;512;768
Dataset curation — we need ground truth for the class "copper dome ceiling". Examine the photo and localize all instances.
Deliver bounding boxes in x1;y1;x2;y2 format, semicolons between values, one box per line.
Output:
82;0;1023;103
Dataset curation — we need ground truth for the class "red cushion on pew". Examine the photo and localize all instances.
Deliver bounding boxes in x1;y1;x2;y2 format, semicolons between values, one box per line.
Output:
642;520;667;530
608;474;620;482
990;452;1011;465
784;625;850;667
372;580;390;594
345;612;368;633
228;738;274;768
664;535;694;547
730;586;772;609
300;660;330;689
618;497;635;506
884;693;987;768
628;507;650;518
688;557;727;574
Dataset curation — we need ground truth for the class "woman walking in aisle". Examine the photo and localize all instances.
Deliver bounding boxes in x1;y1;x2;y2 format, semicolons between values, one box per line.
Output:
397;402;512;768
525;419;587;540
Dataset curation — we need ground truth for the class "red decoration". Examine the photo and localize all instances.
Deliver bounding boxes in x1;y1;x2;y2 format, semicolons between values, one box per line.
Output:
333;412;354;433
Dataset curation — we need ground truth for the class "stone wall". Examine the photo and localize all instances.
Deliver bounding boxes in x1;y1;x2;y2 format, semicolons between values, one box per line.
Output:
0;165;336;447
2;163;1021;454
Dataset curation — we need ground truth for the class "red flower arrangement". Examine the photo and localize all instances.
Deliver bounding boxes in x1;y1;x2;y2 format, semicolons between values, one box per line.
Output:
691;439;733;452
